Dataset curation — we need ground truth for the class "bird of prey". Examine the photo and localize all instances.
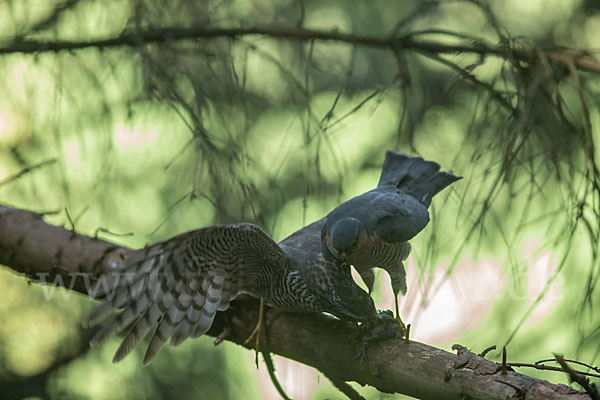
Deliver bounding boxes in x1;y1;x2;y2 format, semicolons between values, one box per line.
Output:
85;220;379;365
84;151;459;365
322;152;461;326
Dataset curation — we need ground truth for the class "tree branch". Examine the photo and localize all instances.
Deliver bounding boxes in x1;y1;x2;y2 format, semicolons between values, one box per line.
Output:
0;205;592;399
1;26;599;73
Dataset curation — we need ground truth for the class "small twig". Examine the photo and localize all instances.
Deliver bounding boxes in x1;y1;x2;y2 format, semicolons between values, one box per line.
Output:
147;192;190;237
64;207;76;232
501;347;507;375
24;0;83;34
536;358;600;374
261;352;292;400
64;206;89;234
93;227;134;239
555;354;600;400
479;345;496;358
548;51;600;73
0;159;57;188
417;50;516;114
508;362;600;379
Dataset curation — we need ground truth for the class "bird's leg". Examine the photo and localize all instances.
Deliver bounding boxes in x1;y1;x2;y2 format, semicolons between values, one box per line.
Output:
387;261;409;338
394;294;406;336
393;294;407;338
244;297;266;368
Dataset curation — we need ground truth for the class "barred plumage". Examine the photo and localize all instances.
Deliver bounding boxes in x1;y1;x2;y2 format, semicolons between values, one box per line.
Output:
348;239;411;295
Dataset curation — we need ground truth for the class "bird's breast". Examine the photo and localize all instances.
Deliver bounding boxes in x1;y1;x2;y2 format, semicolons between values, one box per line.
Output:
348;234;410;271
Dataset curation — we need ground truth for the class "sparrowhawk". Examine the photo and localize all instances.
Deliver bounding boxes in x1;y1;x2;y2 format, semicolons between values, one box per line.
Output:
84;151;459;365
322;152;461;323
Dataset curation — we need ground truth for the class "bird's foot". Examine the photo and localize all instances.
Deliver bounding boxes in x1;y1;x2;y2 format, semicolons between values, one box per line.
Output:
395;314;405;335
354;310;400;368
244;297;266;368
213;325;231;346
395;314;410;340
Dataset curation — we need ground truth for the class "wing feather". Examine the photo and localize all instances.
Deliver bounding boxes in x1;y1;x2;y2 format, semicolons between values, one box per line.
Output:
84;223;287;365
113;314;154;363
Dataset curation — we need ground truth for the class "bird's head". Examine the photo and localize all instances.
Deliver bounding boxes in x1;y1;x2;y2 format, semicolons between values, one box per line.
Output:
324;217;366;259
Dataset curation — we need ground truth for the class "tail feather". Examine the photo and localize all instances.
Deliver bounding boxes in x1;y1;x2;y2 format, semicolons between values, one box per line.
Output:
378;151;461;206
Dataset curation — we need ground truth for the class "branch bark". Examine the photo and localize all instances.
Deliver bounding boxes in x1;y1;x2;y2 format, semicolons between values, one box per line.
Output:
0;205;591;400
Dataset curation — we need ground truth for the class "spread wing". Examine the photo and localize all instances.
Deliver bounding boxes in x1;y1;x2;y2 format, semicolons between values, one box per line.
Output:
83;223;286;366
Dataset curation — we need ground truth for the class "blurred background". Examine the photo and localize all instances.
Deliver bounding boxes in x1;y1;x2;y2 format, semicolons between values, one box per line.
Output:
0;0;599;399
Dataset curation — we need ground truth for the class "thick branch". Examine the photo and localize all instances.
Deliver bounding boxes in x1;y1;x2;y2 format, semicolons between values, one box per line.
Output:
0;205;591;400
0;26;598;73
0;205;131;293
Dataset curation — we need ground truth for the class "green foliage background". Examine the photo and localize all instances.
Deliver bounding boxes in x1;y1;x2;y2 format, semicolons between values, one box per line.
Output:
0;0;598;398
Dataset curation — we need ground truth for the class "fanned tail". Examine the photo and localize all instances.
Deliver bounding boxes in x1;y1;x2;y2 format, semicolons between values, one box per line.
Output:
378;151;461;206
